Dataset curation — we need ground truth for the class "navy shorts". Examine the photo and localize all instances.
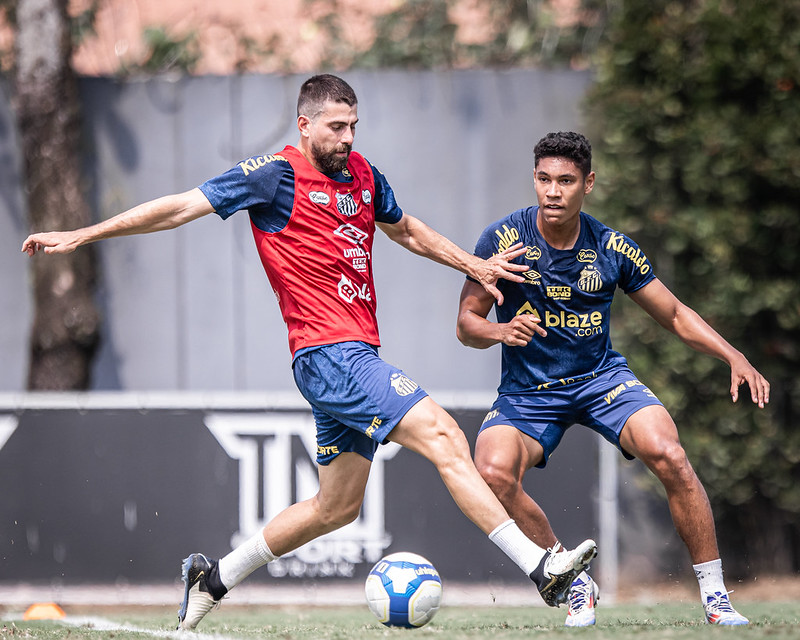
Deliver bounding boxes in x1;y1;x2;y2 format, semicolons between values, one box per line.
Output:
479;365;663;467
292;341;428;465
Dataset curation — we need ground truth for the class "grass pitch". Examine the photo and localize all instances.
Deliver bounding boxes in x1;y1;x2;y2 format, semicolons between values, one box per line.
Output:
3;602;799;640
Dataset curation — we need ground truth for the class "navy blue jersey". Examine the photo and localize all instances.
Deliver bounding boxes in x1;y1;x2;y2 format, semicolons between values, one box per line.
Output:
198;152;404;230
473;207;656;392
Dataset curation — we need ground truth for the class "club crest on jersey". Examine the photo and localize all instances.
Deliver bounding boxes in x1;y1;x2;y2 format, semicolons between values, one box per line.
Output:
336;192;358;217
578;264;603;292
390;372;419;397
309;191;330;205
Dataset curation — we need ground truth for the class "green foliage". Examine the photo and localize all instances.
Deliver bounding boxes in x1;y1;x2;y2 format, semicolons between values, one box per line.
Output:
312;0;612;70
587;0;800;572
70;0;100;49
118;26;201;76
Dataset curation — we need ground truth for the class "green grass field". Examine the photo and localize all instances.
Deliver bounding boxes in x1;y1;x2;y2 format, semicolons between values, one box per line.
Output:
4;602;799;640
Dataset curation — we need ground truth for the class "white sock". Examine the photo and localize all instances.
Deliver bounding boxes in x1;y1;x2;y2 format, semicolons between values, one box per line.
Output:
218;530;277;590
488;519;547;575
693;558;726;597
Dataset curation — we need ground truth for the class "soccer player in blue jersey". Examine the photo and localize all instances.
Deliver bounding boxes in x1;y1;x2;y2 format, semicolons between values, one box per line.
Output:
457;131;770;627
22;78;598;630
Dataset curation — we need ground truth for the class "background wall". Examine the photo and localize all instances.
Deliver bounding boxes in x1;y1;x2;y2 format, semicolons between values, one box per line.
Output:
2;69;591;393
0;398;601;586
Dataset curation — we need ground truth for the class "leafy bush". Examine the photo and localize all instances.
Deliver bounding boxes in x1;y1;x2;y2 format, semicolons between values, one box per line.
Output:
587;0;800;574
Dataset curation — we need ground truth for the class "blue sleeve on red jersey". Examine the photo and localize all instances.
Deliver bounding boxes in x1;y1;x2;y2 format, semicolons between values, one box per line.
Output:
368;162;404;224
198;155;294;232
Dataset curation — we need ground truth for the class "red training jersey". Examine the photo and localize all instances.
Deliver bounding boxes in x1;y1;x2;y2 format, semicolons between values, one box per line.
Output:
250;145;380;356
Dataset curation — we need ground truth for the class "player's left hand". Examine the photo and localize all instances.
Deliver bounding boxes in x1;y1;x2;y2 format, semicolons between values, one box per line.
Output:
475;243;528;305
729;355;770;408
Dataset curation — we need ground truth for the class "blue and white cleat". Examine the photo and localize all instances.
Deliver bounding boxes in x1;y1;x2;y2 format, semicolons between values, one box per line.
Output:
564;572;599;627
703;591;749;625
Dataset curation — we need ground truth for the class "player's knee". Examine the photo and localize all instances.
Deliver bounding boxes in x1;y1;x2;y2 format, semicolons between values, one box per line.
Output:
423;414;469;459
645;440;695;484
317;494;363;529
476;459;516;500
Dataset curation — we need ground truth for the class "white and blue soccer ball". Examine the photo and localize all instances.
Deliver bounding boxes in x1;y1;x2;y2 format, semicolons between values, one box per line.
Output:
365;552;443;628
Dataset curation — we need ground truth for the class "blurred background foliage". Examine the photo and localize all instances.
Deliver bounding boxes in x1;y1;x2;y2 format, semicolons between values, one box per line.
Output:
311;0;613;70
585;0;800;574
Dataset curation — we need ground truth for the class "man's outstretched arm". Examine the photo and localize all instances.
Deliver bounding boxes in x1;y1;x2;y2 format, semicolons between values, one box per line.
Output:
22;188;214;256
629;278;770;407
377;213;527;305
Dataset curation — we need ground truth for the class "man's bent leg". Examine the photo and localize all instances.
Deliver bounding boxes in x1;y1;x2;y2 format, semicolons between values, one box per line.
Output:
475;425;600;625
262;451;372;555
389;397;596;607
390;398;519;535
474;424;558;548
619;405;718;563
178;452;371;630
620;405;748;625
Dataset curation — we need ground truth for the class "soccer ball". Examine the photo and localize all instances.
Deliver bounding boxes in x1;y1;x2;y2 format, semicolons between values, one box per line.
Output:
365;552;443;628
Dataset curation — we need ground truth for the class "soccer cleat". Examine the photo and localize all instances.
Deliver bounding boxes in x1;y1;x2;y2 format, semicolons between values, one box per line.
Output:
529;539;598;607
177;553;226;630
703;591;749;625
564;573;599;627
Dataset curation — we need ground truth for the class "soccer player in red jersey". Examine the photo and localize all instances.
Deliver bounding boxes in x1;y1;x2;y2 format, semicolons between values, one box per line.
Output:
23;76;598;630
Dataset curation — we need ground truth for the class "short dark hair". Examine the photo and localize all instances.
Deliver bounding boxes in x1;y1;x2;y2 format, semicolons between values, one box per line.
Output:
534;131;592;178
297;74;358;121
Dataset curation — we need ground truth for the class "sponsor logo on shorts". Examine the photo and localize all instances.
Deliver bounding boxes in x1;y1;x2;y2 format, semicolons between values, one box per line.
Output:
317;445;340;456
309;191;330;205
390;373;418;396
481;409;500;425
366;416;382;437
603;379;656;404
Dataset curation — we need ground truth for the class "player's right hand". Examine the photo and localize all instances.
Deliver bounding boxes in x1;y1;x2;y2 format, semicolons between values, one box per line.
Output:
499;314;547;346
21;231;80;256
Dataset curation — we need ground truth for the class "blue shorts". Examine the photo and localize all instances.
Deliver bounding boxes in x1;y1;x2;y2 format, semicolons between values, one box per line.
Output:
292;341;428;465
480;366;663;467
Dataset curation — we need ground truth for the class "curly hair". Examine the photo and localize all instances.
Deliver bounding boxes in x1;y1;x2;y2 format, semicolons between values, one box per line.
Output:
533;131;592;178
